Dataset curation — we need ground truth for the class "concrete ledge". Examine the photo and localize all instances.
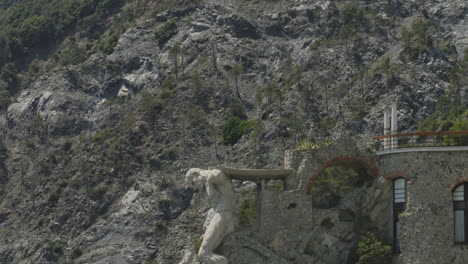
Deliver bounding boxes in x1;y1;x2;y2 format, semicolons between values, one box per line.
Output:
216;166;293;181
376;146;468;155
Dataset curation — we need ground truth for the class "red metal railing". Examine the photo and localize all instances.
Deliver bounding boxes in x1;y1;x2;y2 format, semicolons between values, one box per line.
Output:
371;130;468;151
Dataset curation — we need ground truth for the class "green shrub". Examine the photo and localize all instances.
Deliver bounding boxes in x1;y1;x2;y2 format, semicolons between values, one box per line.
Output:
190;73;213;105
46;240;64;256
184;107;207;128
237;195;256;227
355;232;392;264
264;82;282;105
78;13;101;38
86;186;107;201
448;119;468;145
0;87;11;111
222;117;252;145
140;92;164;114
342;3;366;26
159;76;177;101
161;148;177;161
229;99;247;119
154;20;177;45
40;160;53;175
311;165;370;209
47;192;60;207
278;115;304;144
266;180;284;191
150;0;203;18
105;62;121;73
92;128;114;143
70;246;83;259
98;33;119;55
31;113;43;135
313;166;360;194
157;177;173;190
348;96;367;121
139;94;165;126
71;176;82;188
400;19;434;59
59;45;88;66
63;139;72;152
57;179;68;189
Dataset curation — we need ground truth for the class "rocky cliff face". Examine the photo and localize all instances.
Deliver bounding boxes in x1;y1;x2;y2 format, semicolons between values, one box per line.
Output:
0;0;466;263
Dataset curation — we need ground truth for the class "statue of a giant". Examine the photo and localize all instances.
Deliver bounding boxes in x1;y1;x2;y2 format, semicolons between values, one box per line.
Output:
183;168;236;264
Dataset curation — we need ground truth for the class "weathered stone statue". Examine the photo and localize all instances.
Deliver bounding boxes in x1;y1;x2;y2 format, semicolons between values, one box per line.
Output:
183;168;236;264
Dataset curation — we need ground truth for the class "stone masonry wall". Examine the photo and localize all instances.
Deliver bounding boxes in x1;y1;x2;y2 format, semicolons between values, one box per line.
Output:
379;151;468;264
224;140;392;264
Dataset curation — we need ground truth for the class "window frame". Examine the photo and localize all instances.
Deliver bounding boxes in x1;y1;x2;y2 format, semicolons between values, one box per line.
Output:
453;183;468;244
393;177;406;254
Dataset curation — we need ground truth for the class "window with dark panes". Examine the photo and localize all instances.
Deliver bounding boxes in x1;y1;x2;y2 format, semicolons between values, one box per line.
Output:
453;183;468;243
393;178;406;254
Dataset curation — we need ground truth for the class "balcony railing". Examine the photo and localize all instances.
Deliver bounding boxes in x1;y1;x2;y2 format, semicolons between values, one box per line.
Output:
371;130;468;151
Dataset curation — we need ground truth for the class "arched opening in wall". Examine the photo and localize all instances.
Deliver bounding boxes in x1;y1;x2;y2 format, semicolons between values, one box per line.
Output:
310;164;375;209
303;157;389;263
306;156;378;209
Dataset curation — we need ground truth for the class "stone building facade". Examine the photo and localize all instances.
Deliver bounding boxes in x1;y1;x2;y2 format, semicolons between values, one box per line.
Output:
379;150;468;264
220;140;468;264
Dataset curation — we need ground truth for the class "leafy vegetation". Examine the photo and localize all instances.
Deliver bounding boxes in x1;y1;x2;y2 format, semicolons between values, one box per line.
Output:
354;232;392;264
418;49;468;133
139;76;178;125
229;63;244;99
237;194;256;227
279;115;303;142
263;82;283;105
222;117;252;145
0;0;131;112
296;139;333;151
190;72;214;106
154;20;177;45
0;0;125;64
157;176;174;190
70;246;83;259
400;19;434;59
150;0;203;17
92;128;115;143
86;186;108;201
97;33;120;55
46;240;65;256
47;192;60;207
265;180;284;191
348;96;368;121
59;43;88;66
161;148;177;161
312;165;371;208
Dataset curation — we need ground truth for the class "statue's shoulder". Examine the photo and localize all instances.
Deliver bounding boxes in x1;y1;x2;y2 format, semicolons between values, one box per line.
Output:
199;168;224;177
210;169;225;176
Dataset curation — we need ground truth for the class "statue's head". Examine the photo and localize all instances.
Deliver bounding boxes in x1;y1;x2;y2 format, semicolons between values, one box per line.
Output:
185;168;205;191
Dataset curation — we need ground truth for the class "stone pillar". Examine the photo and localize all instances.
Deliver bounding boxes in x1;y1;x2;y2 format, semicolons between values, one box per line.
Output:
391;101;398;149
284;150;293;169
384;107;391;150
284;150;298;190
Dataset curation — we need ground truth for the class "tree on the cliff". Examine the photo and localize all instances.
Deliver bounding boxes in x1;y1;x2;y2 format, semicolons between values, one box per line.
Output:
229;63;244;100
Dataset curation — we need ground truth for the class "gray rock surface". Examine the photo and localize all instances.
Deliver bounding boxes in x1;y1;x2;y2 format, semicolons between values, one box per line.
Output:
0;0;466;263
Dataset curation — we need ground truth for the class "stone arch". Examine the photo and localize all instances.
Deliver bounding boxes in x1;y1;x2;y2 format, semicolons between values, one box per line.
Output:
451;178;468;191
383;171;410;181
305;156;379;195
